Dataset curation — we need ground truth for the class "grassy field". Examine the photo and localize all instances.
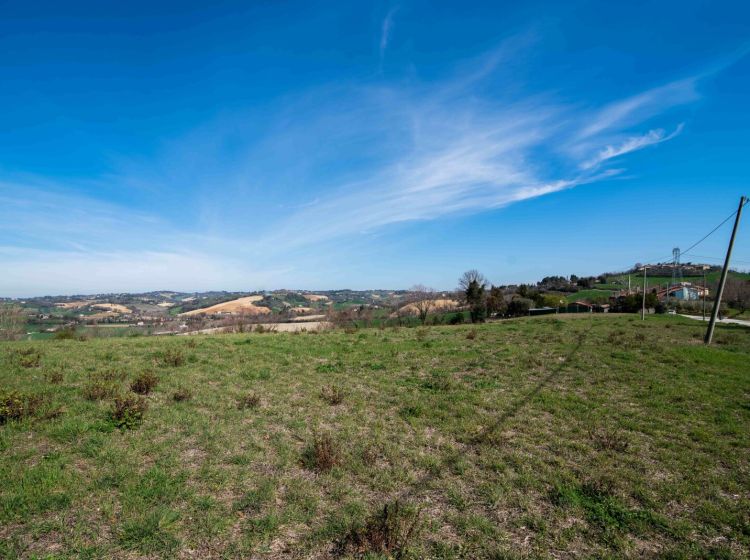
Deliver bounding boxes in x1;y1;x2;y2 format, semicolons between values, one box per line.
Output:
565;289;612;303
603;270;750;291
0;316;748;559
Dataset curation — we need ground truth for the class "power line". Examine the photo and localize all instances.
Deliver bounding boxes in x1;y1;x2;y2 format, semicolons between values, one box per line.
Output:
683;254;750;266
633;199;750;268
681;198;750;258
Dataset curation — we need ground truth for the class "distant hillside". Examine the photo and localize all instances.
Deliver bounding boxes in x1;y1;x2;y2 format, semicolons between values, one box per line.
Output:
180;296;270;316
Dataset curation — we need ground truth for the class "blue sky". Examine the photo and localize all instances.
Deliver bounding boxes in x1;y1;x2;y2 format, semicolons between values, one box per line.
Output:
1;0;749;296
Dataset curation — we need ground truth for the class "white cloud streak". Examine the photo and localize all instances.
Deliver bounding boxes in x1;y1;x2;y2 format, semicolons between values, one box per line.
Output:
379;7;399;61
581;123;684;170
577;78;697;140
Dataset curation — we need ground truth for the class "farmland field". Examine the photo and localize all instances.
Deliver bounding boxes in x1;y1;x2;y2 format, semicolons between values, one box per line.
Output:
0;316;748;558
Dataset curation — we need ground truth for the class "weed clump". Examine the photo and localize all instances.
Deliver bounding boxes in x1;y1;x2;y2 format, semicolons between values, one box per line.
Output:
130;371;159;395
111;395;147;429
466;328;478;340
0;391;42;424
302;432;341;472
340;500;423;557
157;348;185;367
14;348;42;368
45;371;64;384
320;384;345;405
589;425;630;453
399;404;423;420
172;387;193;402
94;369;127;382
237;392;260;410
82;380;119;401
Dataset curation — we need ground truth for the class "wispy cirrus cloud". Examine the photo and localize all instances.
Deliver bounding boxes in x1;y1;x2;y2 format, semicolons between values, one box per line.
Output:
577;78;697;140
581;124;684;170
379;7;399;62
258;59;694;249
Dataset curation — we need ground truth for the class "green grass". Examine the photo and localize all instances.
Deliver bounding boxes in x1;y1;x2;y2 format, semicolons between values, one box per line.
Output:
605;270;750;290
566;288;613;303
0;316;748;558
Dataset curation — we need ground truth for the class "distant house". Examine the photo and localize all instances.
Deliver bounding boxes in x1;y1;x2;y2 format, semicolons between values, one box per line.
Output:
566;301;594;313
656;283;708;301
529;306;557;316
565;301;609;313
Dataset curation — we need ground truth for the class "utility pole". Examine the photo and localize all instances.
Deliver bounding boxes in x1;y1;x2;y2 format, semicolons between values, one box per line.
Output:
641;266;648;320
705;195;747;344
702;265;708;321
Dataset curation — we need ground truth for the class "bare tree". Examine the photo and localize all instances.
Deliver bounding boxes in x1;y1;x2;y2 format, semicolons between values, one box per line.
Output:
458;270;488;298
0;304;25;341
327;306;356;329
724;276;750;313
407;284;436;325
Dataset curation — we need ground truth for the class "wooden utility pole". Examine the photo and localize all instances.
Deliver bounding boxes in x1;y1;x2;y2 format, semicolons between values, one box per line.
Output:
702;265;708;321
641;266;647;320
705;196;747;344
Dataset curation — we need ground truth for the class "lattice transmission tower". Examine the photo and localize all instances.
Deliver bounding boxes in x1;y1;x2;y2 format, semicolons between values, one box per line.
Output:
668;247;683;306
671;248;683;285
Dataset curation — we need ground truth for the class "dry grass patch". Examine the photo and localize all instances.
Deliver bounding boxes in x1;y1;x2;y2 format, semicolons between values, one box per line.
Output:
589;425;630;453
320;384;345;405
339;500;423;558
237;392;260;410
302;432;342;473
45;371;64;384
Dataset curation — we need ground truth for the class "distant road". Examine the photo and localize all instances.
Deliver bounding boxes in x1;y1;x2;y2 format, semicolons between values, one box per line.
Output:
680;315;750;327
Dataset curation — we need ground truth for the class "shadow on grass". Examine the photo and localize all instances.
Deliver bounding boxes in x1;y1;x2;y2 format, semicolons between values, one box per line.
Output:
471;321;593;446
395;320;594;503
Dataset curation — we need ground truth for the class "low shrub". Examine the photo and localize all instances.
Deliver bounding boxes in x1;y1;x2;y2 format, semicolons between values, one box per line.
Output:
302;432;341;472
111;395;147;429
320;384;345;405
54;327;78;340
157;348;185;367
253;324;277;334
172;387;193;402
94;369;127;382
130;371;159;395
589;425;630;453
14;348;42;368
449;313;465;325
237;392;260;410
340;500;423;557
45;371;64;384
0;391;42;424
82;380;119;401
